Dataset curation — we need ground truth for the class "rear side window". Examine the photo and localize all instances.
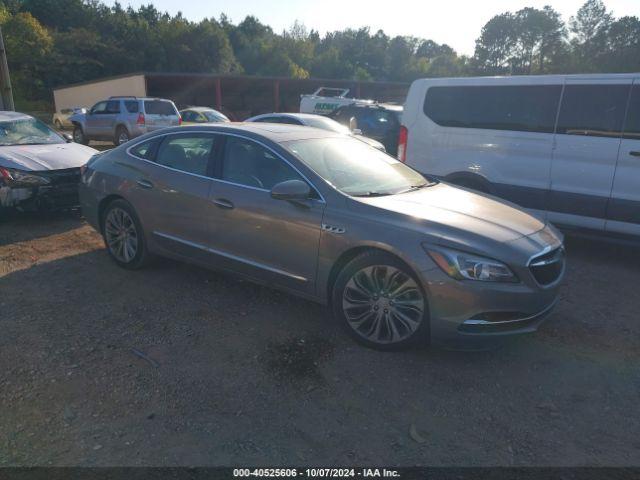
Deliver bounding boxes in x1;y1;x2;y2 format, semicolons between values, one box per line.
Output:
424;85;562;133
155;135;215;176
623;85;640;140
557;84;630;138
129;139;157;159
144;100;177;116
125;101;139;113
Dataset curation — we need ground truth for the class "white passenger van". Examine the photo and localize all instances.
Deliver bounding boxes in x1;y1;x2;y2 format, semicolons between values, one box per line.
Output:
400;74;640;238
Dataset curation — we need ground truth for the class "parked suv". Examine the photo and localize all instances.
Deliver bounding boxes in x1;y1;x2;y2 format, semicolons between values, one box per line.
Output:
70;96;181;146
329;103;403;155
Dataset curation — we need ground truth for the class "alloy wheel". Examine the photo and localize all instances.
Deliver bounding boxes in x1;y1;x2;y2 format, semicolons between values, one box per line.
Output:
342;265;424;344
104;207;138;263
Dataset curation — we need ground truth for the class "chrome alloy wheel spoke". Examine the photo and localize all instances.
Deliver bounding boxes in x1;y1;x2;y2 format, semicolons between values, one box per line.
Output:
342;265;424;344
105;208;138;263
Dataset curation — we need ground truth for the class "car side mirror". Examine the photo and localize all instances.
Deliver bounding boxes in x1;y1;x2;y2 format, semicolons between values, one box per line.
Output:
63;133;73;143
271;179;311;201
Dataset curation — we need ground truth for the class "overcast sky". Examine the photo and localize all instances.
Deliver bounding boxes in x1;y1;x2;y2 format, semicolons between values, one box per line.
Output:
106;0;640;55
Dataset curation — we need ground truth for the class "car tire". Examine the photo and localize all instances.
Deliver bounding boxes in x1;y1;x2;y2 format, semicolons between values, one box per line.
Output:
73;125;87;145
115;126;130;146
101;199;151;270
332;250;430;350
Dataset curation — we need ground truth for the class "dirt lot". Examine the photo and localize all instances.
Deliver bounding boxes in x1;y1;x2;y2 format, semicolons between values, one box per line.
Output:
1;212;639;467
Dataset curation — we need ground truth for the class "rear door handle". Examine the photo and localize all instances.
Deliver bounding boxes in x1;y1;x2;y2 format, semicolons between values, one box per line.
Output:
630;151;640;157
136;179;154;189
212;198;234;209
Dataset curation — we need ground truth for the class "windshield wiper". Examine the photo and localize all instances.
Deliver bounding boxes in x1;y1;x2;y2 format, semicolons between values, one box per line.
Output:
350;191;393;197
396;183;431;194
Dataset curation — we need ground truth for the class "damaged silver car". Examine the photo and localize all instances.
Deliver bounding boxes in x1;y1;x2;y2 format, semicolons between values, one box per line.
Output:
0;111;98;212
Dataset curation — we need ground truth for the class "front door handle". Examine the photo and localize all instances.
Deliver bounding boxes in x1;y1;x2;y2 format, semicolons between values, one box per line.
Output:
630;151;640;157
212;198;234;209
136;179;154;189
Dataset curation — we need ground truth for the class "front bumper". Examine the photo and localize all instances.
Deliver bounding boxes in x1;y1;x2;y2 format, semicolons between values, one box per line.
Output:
420;265;562;347
0;168;81;211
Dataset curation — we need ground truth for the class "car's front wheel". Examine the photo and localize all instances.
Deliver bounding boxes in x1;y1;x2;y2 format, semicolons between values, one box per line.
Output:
102;199;150;269
332;251;429;350
73;125;87;145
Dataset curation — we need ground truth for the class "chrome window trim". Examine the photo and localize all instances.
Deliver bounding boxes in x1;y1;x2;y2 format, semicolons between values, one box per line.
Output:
125;130;326;203
153;231;308;282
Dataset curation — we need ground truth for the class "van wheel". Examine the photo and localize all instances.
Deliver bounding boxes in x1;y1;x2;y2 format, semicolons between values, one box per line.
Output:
115;126;130;146
101;199;150;270
332;251;430;350
73;126;87;145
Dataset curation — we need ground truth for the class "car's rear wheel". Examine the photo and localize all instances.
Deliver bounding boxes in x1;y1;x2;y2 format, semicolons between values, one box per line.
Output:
73;126;87;145
332;251;429;350
115;126;130;146
102;199;150;269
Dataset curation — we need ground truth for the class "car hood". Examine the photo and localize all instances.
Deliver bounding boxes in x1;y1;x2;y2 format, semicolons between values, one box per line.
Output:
0;143;98;171
353;182;545;244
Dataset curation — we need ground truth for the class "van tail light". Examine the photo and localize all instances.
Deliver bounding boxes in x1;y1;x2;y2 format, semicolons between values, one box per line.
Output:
136;113;145;125
397;125;408;163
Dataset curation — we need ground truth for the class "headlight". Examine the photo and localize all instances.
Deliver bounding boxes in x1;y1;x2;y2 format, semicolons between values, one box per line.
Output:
0;167;51;187
424;246;518;283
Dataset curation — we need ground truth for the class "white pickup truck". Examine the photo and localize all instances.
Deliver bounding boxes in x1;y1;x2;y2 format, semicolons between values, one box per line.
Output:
299;87;375;115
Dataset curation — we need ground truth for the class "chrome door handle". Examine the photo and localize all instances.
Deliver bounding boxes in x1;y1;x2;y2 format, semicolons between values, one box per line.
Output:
630;151;640;157
136;179;154;189
212;198;234;209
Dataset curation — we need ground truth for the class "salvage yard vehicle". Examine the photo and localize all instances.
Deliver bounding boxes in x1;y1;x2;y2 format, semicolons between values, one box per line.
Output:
53;107;86;130
0;111;97;212
179;107;230;124
245;112;386;151
80;123;564;350
329;103;403;155
299;87;375;115
401;73;640;239
70;96;181;146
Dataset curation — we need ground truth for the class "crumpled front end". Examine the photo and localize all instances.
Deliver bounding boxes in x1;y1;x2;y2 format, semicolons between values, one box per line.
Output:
0;167;82;211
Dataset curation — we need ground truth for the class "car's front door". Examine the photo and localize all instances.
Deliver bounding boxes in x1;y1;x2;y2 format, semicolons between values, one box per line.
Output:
607;81;640;236
549;79;631;230
84;101;107;137
207;135;325;295
127;132;220;261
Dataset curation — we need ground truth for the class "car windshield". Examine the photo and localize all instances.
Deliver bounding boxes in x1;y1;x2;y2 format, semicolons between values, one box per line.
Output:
284;136;432;196
203;110;229;122
0;118;64;146
303;116;350;135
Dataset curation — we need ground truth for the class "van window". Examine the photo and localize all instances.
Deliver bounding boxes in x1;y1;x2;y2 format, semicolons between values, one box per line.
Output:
623;85;640;140
424;85;562;133
557;84;630;138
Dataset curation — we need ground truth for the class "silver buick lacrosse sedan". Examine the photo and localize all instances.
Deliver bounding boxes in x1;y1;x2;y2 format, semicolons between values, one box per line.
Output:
80;123;565;350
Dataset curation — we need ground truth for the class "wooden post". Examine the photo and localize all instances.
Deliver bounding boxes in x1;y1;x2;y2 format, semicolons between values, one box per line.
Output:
215;78;222;111
274;80;280;112
0;26;14;111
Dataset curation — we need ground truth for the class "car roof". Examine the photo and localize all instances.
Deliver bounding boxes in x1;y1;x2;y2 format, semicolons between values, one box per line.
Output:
182;106;220;112
147;122;340;143
0;111;33;122
340;103;403;112
253;112;327;120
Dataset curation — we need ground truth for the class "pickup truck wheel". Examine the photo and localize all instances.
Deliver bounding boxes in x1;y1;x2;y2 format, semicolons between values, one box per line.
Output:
73;126;87;145
115;127;130;146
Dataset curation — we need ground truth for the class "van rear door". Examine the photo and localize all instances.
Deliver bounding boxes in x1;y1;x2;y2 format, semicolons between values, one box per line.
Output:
606;81;640;236
143;100;180;131
549;78;631;231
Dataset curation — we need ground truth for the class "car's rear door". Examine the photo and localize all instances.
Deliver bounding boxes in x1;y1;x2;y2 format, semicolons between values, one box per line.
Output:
206;134;325;296
549;78;631;230
606;80;640;236
126;132;220;261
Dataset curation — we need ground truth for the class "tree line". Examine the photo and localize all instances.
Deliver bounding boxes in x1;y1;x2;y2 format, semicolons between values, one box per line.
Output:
0;0;638;108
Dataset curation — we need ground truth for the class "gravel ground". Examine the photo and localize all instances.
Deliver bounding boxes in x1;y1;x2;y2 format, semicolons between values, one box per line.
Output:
1;212;639;467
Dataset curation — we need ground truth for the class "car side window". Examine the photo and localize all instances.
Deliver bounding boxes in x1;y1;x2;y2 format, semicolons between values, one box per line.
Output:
557;84;630;138
125;101;139;113
129;139;157;160
221;137;303;190
91;102;107;114
106;101;121;114
155;135;216;176
623;85;640;139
